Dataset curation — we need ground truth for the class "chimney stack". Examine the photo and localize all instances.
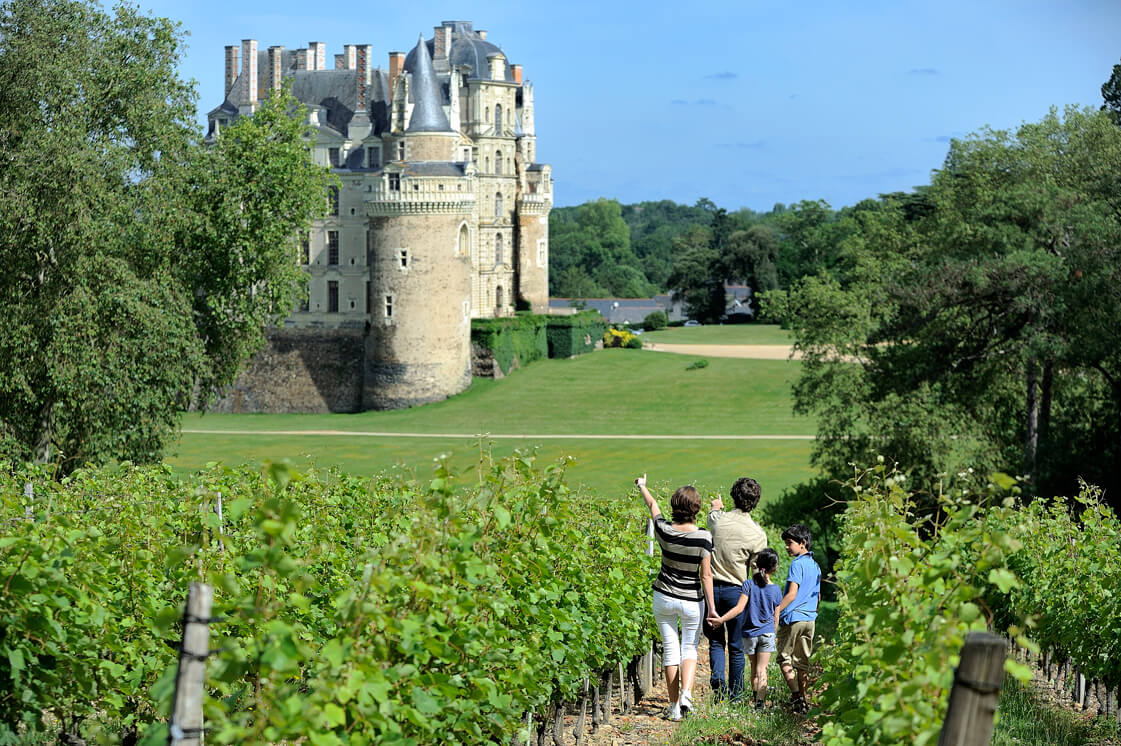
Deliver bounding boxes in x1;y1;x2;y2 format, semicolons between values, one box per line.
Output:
511;64;523;85
240;39;258;109
388;51;405;104
309;41;326;70
356;45;371;107
267;46;284;95
477;30;487;40
224;45;239;96
334;54;345;69
433;25;452;59
344;44;357;69
295;48;310;71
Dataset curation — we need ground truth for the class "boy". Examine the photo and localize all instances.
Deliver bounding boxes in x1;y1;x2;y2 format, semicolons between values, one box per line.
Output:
772;524;821;714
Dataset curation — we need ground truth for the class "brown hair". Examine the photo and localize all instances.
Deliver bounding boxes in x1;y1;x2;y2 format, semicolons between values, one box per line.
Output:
730;477;761;512
670;485;702;524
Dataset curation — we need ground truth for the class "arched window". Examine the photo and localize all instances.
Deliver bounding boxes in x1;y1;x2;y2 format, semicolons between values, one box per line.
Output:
495;192;503;216
495;233;503;265
458;224;470;257
496;285;504;313
494;103;502;134
495;150;502;175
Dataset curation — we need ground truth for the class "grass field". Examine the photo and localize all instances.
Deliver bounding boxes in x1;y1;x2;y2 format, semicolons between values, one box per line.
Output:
642;323;794;345
169;347;817;498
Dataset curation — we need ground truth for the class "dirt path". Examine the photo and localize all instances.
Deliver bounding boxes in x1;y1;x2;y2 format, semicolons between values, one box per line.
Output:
642;343;800;360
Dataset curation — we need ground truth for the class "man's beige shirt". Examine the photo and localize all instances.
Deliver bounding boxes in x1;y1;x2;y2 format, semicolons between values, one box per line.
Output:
707;509;767;585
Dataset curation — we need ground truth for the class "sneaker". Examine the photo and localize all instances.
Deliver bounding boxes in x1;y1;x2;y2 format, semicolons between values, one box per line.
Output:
679;692;694;716
789;694;809;715
753;698;767;711
664;703;682;721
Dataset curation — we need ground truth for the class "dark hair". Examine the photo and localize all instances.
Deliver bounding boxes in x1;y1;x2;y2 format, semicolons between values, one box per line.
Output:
670;485;702;524
781;524;812;549
753;547;780;588
730;477;761;512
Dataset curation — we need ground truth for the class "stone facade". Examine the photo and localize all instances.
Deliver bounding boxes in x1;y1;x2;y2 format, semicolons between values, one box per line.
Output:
207;21;552;411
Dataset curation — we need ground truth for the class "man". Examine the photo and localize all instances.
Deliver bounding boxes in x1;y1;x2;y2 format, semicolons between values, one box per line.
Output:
704;477;767;701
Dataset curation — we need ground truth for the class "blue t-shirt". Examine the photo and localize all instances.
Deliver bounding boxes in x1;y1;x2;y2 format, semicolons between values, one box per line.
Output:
779;552;821;625
741;579;783;637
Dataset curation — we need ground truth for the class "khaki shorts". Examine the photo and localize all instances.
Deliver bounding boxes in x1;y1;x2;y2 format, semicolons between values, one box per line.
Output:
775;620;815;672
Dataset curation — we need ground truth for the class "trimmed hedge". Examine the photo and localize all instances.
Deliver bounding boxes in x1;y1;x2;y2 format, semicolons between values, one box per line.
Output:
471;314;547;374
546;311;607;358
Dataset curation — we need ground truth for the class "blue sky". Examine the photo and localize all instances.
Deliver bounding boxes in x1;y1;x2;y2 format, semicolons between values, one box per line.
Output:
146;0;1120;212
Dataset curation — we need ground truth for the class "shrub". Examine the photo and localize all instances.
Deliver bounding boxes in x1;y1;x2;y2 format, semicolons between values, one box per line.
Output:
685;358;709;370
603;327;641;349
643;310;668;331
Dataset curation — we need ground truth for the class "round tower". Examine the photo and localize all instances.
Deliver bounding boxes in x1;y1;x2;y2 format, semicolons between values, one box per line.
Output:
361;33;475;410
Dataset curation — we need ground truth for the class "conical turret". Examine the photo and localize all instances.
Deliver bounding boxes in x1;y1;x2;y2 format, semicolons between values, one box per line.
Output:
406;35;452;133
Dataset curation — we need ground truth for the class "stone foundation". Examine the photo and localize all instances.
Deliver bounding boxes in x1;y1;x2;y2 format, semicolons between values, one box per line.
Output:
209;328;365;413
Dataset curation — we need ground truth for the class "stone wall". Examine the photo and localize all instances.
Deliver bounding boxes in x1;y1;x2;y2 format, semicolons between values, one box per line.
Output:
209;327;365;413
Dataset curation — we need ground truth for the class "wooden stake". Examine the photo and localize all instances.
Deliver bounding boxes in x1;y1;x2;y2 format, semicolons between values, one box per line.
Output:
938;632;1006;746
168;583;213;746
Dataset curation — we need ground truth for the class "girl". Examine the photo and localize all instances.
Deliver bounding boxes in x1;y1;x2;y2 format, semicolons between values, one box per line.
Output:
707;547;782;709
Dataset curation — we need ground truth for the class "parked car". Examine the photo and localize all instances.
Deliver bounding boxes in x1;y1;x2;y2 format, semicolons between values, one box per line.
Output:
684;320;701;327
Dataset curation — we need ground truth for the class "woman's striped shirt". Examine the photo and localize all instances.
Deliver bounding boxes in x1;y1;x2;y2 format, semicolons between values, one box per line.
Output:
652;516;713;601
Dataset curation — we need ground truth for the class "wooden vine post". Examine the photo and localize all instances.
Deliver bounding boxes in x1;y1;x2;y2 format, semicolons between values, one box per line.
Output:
641;517;656;694
168;583;214;746
938;632;1006;746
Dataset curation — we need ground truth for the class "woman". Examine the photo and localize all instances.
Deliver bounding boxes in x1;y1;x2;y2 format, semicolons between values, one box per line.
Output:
636;473;716;721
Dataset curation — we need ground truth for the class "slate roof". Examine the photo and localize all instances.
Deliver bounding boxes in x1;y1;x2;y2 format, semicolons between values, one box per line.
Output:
406;35;453;133
404;21;517;82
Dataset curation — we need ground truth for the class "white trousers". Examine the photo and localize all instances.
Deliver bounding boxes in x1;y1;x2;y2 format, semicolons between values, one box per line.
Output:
653;590;704;667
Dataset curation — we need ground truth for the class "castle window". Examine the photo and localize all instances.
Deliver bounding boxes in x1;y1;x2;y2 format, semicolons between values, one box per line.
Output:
328;281;339;312
367;146;380;169
528;180;537;194
538;239;546;267
299;288;309;312
494;103;502;134
495;285;504;313
388;173;400;191
495;192;503;216
328;186;339;216
329;147;341;168
327;231;339;265
413;182;419;191
399;249;409;269
300;232;310;264
458;224;469;256
366;281;371;313
495;233;503;265
398;140;405;160
385;295;394;318
495;150;502;175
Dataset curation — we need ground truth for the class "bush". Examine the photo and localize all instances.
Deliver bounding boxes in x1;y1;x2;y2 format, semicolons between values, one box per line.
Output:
603;327;641;349
545;311;606;358
685;358;709;370
643;310;668;331
471;315;547;374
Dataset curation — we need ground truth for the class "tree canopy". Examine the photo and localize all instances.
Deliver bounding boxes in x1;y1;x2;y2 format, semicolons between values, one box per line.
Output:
767;107;1121;506
0;0;333;473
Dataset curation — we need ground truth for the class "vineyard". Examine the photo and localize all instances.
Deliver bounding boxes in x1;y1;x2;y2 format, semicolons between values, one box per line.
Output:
816;464;1121;746
0;453;655;745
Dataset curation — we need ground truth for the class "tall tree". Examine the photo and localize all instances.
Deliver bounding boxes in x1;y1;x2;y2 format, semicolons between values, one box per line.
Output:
1102;57;1121;125
0;0;333;473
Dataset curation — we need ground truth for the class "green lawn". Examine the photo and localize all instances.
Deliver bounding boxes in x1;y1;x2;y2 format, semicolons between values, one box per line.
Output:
169;347;817;498
642;323;794;345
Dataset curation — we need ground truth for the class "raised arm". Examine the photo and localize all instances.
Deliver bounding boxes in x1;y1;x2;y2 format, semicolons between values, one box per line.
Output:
635;473;661;521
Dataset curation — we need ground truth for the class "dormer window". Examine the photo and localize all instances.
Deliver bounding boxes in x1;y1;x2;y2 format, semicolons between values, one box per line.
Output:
367;146;380;169
389;173;400;191
329;147;341;167
398;140;405;160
